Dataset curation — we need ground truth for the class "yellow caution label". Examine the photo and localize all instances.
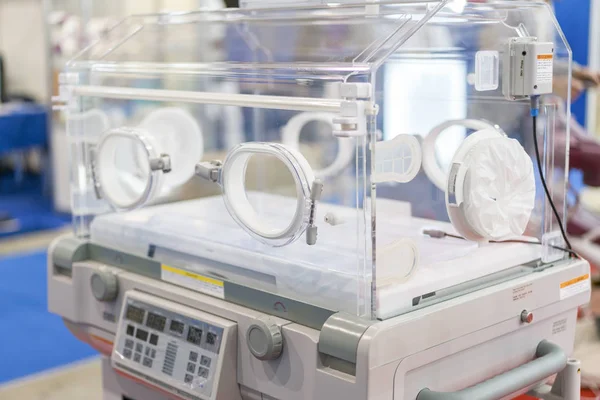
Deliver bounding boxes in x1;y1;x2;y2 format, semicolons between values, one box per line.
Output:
560;274;589;289
559;273;590;300
161;264;224;298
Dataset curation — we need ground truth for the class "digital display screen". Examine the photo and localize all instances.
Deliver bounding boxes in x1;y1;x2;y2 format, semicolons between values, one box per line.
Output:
170;320;185;335
136;328;148;342
125;305;145;324
146;312;166;332
187;326;203;345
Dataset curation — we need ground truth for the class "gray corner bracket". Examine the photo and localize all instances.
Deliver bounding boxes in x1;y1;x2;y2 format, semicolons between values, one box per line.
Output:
52;236;91;271
51;237;163;280
318;312;374;365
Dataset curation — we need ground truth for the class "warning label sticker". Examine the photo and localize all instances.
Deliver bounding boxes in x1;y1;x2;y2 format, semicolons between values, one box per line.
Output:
536;54;553;84
552;318;567;335
559;273;590;300
161;264;224;299
512;283;533;302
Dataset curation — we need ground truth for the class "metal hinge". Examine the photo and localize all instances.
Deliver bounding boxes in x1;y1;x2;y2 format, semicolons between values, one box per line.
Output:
149;154;172;173
195;160;222;182
333;83;374;138
306;179;323;245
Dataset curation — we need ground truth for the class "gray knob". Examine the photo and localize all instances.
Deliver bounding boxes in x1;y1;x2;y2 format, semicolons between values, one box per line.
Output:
91;270;118;302
246;318;283;361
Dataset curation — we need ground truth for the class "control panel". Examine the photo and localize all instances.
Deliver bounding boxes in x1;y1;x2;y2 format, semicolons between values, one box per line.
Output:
112;291;237;400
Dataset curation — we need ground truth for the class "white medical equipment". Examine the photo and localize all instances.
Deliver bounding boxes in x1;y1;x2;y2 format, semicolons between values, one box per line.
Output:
372;133;423;183
49;1;591;400
94;107;203;210
196;142;321;246
281;112;355;180
422;119;498;191
423;119;536;241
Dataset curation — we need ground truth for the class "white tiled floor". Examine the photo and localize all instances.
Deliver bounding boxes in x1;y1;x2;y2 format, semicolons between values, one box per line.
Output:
0;359;102;400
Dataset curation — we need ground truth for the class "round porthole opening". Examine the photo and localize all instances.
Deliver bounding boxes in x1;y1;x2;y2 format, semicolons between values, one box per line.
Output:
95;128;163;211
221;143;315;247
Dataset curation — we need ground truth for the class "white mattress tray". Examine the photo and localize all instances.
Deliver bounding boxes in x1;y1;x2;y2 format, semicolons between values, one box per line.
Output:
90;194;541;319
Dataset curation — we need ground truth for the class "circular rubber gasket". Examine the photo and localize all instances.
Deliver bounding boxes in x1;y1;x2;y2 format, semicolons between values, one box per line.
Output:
282;112;354;180
95;127;164;211
220;142;315;246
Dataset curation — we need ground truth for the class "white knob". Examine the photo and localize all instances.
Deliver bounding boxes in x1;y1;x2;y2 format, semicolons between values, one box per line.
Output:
246;318;283;361
90;270;118;302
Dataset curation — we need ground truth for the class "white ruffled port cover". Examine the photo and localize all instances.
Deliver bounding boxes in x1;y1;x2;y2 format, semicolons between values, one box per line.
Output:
446;128;536;242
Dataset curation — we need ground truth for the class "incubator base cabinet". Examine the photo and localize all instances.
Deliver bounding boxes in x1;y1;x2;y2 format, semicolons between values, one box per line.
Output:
49;237;589;400
49;0;592;398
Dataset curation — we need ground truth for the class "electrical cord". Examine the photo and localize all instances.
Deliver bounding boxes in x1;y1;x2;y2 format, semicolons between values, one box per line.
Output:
422;96;580;259
530;95;573;251
422;229;580;259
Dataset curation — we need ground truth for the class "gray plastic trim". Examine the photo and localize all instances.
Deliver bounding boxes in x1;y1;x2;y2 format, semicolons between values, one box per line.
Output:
53;236;336;330
224;281;335;330
87;244;162;278
52;236;90;270
416;340;567;400
240;386;262;400
318;312;374;364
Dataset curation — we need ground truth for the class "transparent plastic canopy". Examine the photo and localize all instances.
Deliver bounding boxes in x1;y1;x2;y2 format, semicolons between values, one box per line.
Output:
62;0;573;320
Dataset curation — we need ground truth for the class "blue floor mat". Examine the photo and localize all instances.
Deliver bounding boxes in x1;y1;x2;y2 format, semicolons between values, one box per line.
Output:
0;250;98;384
0;175;70;238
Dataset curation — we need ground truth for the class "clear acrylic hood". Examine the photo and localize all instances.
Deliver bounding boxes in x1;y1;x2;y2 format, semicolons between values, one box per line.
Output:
60;0;573;320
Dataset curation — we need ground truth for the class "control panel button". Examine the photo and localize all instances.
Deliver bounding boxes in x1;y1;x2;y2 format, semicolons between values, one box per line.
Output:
200;356;211;368
206;332;217;345
521;310;534;324
136;329;149;342
162;366;173;377
112;294;230;400
149;333;159;346
187;362;196;373
90;270;118;302
198;367;209;378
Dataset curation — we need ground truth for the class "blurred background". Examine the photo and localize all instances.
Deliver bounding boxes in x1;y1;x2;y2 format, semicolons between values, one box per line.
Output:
0;1;229;399
0;0;598;399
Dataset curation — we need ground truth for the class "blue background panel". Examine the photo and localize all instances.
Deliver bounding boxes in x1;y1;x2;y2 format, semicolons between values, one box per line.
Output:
0;251;98;384
554;0;591;126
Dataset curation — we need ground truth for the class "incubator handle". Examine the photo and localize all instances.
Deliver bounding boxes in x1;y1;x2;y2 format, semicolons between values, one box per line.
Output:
416;340;567;400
